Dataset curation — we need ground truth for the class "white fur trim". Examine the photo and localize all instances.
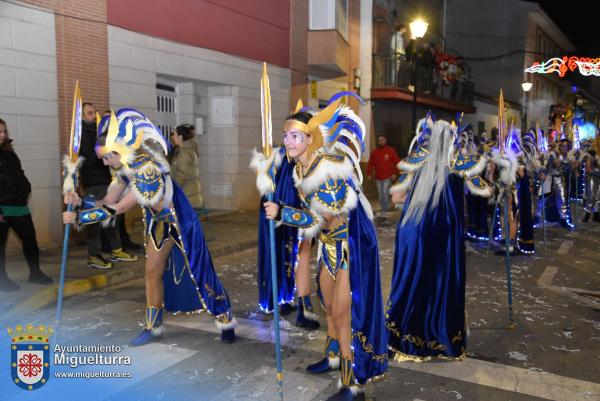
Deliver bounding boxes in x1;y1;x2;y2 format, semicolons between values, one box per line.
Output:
463;155;488;179
294;153;355;196
302;310;319;322
329;357;341;369
298;213;325;240
398;158;425;172
151;325;165;337
215;317;238;332
163;175;173;207
336;379;364;394
492;150;518;186
62;156;84;194
466;179;494;198
308;185;358;218
249;148;281;196
389;174;413;194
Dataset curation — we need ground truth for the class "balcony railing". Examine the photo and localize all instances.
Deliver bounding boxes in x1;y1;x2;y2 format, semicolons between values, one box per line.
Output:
372;52;475;106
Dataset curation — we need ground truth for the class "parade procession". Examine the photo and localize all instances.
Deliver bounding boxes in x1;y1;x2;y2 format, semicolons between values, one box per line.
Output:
1;1;600;400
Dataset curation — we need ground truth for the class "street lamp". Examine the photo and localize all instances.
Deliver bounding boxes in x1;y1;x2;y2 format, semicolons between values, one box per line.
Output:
522;81;532;131
410;18;428;133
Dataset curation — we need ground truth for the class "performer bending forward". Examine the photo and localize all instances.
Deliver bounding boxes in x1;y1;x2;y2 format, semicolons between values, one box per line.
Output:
63;109;236;346
264;97;387;400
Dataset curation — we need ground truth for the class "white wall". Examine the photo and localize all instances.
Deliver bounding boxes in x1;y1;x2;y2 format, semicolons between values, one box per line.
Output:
0;2;62;250
107;26;291;210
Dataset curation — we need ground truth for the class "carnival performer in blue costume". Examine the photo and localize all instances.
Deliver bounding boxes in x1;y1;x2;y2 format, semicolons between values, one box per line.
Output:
250;114;320;329
582;139;600;222
263;96;387;400
387;119;492;361
545;139;575;229
63;109;236;346
517;131;540;254
462;127;492;241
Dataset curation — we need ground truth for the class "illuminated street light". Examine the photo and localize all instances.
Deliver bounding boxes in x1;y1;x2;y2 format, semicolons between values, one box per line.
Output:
409;19;428;39
410;18;428;132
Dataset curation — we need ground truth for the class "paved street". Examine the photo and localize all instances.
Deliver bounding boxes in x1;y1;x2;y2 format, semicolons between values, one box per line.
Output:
1;209;600;401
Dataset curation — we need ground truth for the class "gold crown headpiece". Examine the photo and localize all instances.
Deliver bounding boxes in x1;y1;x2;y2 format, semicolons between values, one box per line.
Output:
284;98;342;155
7;324;54;343
95;110;143;165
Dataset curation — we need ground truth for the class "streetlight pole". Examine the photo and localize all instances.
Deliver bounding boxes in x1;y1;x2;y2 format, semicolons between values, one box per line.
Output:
522;81;532;132
409;19;428;133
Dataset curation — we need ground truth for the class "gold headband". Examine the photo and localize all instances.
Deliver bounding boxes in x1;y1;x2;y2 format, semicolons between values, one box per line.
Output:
283;119;309;135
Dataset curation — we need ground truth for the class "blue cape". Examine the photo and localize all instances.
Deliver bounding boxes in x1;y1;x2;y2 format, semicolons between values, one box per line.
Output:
257;149;300;312
387;172;467;360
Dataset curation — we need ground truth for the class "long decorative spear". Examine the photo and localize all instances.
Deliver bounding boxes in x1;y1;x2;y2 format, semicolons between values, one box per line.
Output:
498;89;515;328
261;62;284;401
55;81;83;326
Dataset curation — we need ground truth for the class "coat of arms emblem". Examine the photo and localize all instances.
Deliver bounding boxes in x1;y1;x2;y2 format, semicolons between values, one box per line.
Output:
8;324;53;390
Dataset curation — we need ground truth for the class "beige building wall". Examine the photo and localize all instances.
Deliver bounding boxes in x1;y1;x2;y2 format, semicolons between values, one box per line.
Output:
107;26;291;211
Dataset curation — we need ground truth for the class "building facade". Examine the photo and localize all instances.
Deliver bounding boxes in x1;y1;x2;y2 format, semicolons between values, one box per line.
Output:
1;0;372;249
445;0;579;135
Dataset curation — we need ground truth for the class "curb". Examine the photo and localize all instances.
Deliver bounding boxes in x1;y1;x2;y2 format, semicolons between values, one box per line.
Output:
3;238;258;321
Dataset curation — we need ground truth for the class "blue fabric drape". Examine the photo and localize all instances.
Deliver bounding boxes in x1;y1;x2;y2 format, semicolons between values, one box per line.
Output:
466;192;489;241
257;150;300;312
517;174;535;253
158;182;232;316
386;172;466;360
346;198;388;383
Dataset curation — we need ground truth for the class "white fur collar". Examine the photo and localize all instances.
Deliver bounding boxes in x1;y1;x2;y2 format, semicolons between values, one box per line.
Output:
249;147;283;196
293;152;355;196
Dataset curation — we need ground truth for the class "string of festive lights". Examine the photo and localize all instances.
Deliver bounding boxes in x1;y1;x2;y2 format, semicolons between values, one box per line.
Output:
525;56;600;77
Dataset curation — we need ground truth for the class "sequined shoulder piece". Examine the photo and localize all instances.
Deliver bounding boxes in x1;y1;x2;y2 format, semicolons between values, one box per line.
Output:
130;154;164;206
399;147;429;172
451;153;486;178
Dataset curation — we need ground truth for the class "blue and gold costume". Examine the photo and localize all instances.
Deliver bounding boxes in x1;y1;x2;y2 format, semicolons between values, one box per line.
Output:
277;150;388;385
273;98;388;397
77;109;235;345
252;146;300;313
387;119;492;361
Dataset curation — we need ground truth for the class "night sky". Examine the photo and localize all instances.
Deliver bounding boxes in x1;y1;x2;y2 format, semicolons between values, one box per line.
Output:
535;0;599;55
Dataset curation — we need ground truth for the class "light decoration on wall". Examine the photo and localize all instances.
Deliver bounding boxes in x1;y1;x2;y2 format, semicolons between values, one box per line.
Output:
525;56;600;77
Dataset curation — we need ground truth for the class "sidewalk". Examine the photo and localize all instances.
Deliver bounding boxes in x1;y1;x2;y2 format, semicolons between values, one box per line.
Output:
0;210;259;321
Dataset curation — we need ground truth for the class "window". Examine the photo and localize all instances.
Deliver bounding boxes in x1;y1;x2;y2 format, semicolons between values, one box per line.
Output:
156;80;178;140
309;0;349;41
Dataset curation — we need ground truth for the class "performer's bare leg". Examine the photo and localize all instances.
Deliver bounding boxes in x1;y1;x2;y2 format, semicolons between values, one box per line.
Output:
295;239;311;297
319;266;337;340
130;236;174;346
306;265;339;373
331;269;351;359
145;238;174;307
295;239;320;329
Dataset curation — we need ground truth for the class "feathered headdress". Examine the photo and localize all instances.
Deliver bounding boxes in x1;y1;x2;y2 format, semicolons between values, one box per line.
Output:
286;92;367;182
96;108;169;165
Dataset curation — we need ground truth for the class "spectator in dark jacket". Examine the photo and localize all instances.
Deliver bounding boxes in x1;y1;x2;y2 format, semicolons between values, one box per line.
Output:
0;118;53;291
79;103;137;269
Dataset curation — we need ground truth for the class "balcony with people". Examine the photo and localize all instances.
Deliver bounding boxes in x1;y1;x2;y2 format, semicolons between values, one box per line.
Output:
372;17;475;113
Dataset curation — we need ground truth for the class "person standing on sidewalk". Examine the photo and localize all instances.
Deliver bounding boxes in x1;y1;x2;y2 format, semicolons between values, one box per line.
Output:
0;118;52;291
169;124;203;210
79;103;137;269
367;134;400;215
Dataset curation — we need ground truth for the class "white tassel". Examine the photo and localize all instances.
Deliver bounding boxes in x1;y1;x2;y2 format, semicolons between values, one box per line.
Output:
62;156;84;194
